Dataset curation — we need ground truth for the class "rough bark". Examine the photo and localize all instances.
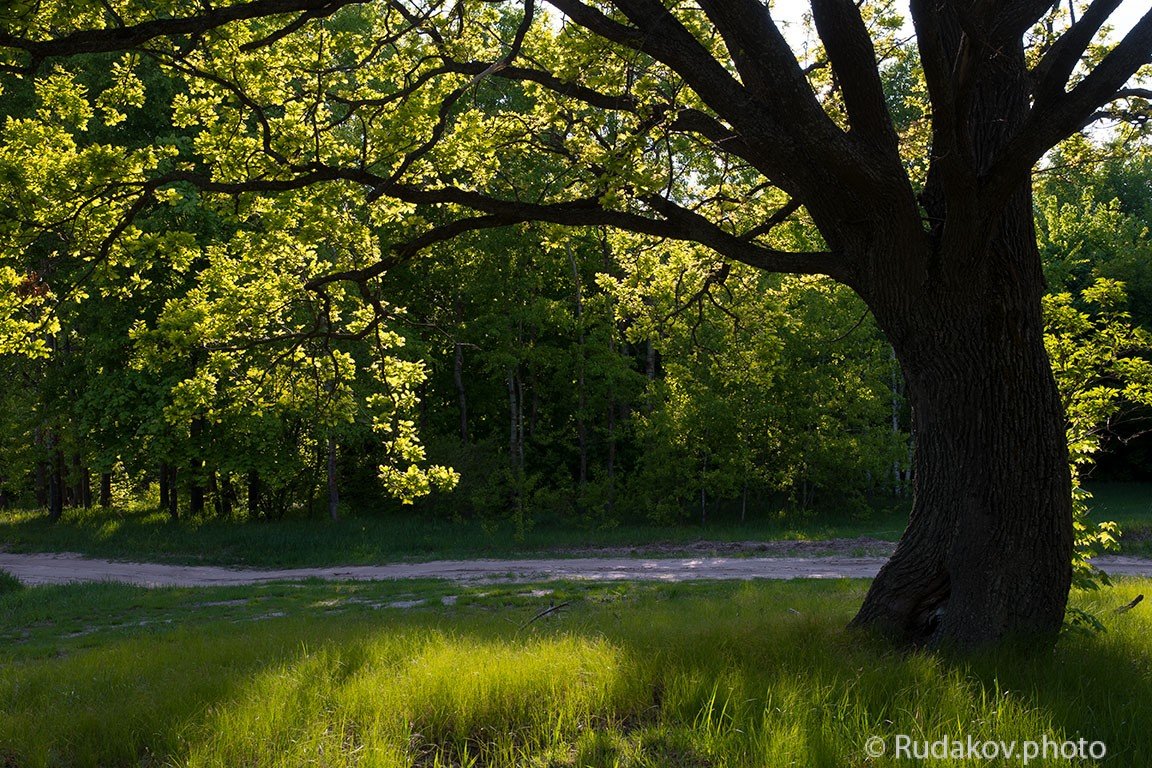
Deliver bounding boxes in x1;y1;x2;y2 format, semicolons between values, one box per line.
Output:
852;165;1073;649
854;276;1073;647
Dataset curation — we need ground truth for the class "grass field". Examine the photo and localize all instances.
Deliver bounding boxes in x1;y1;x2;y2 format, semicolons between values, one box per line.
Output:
0;497;912;567
1;574;1150;767
1085;483;1152;556
1;483;1148;568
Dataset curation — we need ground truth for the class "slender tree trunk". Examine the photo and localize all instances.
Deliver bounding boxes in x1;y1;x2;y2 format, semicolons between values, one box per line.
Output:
100;472;112;507
454;342;468;442
70;453;84;507
507;369;525;471
48;439;64;522
605;400;617;512
81;464;92;509
247;471;261;517
507;371;519;469
34;460;48;507
189;419;205;517
34;427;47;507
221;474;234;518
567;243;589;490
159;462;170;511
327;436;339;521
208;471;222;517
700;455;707;526
166;466;179;520
516;372;525;469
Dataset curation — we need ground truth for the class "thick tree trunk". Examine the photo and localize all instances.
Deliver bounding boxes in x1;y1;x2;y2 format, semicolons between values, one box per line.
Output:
853;234;1073;649
844;22;1077;649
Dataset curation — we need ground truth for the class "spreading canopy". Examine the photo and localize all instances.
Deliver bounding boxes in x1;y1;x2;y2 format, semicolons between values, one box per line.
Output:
1;1;1147;305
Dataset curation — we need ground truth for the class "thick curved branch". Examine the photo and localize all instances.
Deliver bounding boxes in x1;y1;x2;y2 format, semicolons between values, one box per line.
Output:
548;0;748;122
695;0;831;133
1031;0;1124;107
985;6;1152;203
1001;0;1073;42
909;0;978;208
693;0;878;189
155;167;845;283
0;0;368;67
444;60;634;111
810;0;900;153
304;213;525;287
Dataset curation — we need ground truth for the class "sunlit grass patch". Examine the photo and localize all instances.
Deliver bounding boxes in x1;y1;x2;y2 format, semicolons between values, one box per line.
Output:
2;579;1151;766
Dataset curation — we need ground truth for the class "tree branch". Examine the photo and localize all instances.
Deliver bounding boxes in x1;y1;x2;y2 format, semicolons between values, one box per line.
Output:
0;0;369;68
809;0;900;153
985;6;1152;203
157;168;846;283
1031;0;1124;107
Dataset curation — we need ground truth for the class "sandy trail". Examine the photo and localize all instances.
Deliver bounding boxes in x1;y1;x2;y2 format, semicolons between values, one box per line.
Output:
3;550;1152;587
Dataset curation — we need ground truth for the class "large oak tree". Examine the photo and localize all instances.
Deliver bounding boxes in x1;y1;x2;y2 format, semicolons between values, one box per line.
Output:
2;0;1151;648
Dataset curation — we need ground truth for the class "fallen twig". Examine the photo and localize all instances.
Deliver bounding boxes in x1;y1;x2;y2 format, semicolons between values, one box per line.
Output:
1115;594;1144;614
520;601;571;629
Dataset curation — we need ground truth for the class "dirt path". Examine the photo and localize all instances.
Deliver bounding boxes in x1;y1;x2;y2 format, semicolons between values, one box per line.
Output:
4;550;1152;587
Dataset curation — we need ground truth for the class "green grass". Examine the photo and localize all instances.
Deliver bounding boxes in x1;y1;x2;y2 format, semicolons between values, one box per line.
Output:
0;498;910;567
1085;482;1152;555
1;483;1146;568
2;577;1150;766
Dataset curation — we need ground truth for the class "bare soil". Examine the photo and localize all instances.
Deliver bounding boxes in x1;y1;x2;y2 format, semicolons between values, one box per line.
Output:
2;544;1151;587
